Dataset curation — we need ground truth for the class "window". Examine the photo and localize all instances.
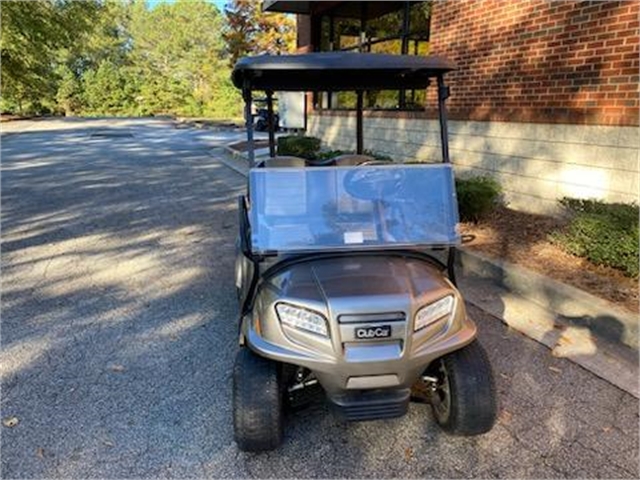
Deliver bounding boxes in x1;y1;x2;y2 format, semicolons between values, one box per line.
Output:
316;2;432;111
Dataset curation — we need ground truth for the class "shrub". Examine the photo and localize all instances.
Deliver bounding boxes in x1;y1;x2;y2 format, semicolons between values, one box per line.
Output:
550;198;639;277
455;176;502;222
277;135;321;159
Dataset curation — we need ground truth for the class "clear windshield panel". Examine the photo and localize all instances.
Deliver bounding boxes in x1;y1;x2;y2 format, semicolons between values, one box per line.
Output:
249;164;460;254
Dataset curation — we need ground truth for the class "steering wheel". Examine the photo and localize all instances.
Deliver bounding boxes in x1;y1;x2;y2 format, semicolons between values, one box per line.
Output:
343;166;406;200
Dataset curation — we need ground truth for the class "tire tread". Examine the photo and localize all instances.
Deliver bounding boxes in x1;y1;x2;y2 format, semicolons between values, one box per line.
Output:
233;348;283;452
435;340;497;435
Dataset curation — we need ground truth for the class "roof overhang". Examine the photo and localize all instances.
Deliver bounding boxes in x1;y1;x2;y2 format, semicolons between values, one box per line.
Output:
263;1;313;14
263;1;416;19
232;52;456;92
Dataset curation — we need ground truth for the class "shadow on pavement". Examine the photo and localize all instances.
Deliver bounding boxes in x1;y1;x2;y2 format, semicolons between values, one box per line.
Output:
1;120;637;478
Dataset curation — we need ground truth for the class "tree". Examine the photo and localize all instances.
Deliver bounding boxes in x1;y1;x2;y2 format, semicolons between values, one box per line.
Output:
82;61;142;115
0;0;100;113
224;0;295;66
56;1;131;115
0;0;243;119
55;65;83;115
129;0;236;116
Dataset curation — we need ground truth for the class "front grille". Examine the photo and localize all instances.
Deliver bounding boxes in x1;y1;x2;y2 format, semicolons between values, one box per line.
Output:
338;312;406;324
341;402;408;421
329;388;410;421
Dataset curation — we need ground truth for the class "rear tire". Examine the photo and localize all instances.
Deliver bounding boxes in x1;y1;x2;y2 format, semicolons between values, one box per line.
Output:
233;348;284;452
429;340;497;435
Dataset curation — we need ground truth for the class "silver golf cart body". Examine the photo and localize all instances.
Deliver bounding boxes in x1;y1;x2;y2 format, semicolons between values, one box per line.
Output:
232;53;485;422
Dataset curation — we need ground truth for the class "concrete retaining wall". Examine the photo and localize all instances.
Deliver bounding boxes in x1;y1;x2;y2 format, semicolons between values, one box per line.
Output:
308;114;639;214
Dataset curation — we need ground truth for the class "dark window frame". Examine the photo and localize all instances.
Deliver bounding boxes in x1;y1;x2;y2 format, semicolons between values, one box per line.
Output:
316;1;431;111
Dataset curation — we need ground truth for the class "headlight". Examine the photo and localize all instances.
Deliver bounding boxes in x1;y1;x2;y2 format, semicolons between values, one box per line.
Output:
414;295;455;331
275;303;329;337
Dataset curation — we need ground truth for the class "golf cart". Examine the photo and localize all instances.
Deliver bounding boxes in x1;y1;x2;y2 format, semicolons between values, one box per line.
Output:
231;52;497;452
252;97;279;132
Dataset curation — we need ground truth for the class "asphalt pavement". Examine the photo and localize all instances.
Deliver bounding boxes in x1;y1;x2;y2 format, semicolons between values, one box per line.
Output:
1;118;638;478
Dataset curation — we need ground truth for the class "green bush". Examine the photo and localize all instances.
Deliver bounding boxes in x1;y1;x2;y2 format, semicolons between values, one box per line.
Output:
277;135;321;159
455;176;502;222
550;198;639;277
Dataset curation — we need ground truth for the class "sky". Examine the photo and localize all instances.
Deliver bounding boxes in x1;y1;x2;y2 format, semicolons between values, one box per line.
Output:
147;0;229;12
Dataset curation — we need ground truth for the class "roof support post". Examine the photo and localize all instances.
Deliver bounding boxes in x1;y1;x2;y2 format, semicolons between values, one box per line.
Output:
243;84;255;168
328;15;334;108
356;90;364;154
399;1;411;108
437;75;450;164
359;3;367;52
266;90;276;158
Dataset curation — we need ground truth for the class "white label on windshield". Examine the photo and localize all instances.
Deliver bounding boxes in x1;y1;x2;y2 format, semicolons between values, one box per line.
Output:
344;231;364;244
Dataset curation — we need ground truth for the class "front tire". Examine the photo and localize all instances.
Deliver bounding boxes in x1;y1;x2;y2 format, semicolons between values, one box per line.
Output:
233;348;284;451
429;341;497;435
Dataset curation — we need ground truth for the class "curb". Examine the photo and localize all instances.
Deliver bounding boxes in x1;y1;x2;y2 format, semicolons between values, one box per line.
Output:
457;250;638;398
457;249;638;351
212;146;250;177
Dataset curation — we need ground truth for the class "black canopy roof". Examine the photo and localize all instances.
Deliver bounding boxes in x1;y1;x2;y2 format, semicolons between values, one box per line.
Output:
232;52;456;92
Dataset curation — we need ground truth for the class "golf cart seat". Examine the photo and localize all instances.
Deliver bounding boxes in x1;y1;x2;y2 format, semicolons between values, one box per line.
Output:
332;154;376;166
257;156;306;168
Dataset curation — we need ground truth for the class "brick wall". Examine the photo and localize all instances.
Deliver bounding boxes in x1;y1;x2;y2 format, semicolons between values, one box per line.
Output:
429;0;639;126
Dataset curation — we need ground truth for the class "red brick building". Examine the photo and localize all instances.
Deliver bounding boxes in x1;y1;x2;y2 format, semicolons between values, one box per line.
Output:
431;0;638;126
265;0;639;212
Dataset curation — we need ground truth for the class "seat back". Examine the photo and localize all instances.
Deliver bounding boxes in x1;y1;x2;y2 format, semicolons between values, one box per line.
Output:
258;156;306;168
332;154;376;166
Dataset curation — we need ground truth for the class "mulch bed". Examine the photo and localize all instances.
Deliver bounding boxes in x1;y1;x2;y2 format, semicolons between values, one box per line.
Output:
460;206;638;313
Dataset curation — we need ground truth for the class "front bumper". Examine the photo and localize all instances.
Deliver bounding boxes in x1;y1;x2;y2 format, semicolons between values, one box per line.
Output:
329;388;412;421
242;307;477;396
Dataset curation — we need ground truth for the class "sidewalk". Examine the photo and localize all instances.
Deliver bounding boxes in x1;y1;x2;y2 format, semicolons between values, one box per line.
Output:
212;145;639;398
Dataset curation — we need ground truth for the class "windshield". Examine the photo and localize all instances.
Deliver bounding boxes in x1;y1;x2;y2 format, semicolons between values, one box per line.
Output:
249;164;460;254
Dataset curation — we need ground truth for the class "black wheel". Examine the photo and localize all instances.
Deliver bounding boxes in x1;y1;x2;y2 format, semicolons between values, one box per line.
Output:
428;341;497;435
233;348;284;452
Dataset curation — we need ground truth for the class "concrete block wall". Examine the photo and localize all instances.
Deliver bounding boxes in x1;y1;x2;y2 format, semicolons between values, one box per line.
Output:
308;113;639;214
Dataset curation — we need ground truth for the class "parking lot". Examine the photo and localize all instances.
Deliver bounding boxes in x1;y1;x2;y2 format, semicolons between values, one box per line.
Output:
1;118;638;478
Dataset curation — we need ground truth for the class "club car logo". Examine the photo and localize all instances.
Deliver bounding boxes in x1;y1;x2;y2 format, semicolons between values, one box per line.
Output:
355;325;392;339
